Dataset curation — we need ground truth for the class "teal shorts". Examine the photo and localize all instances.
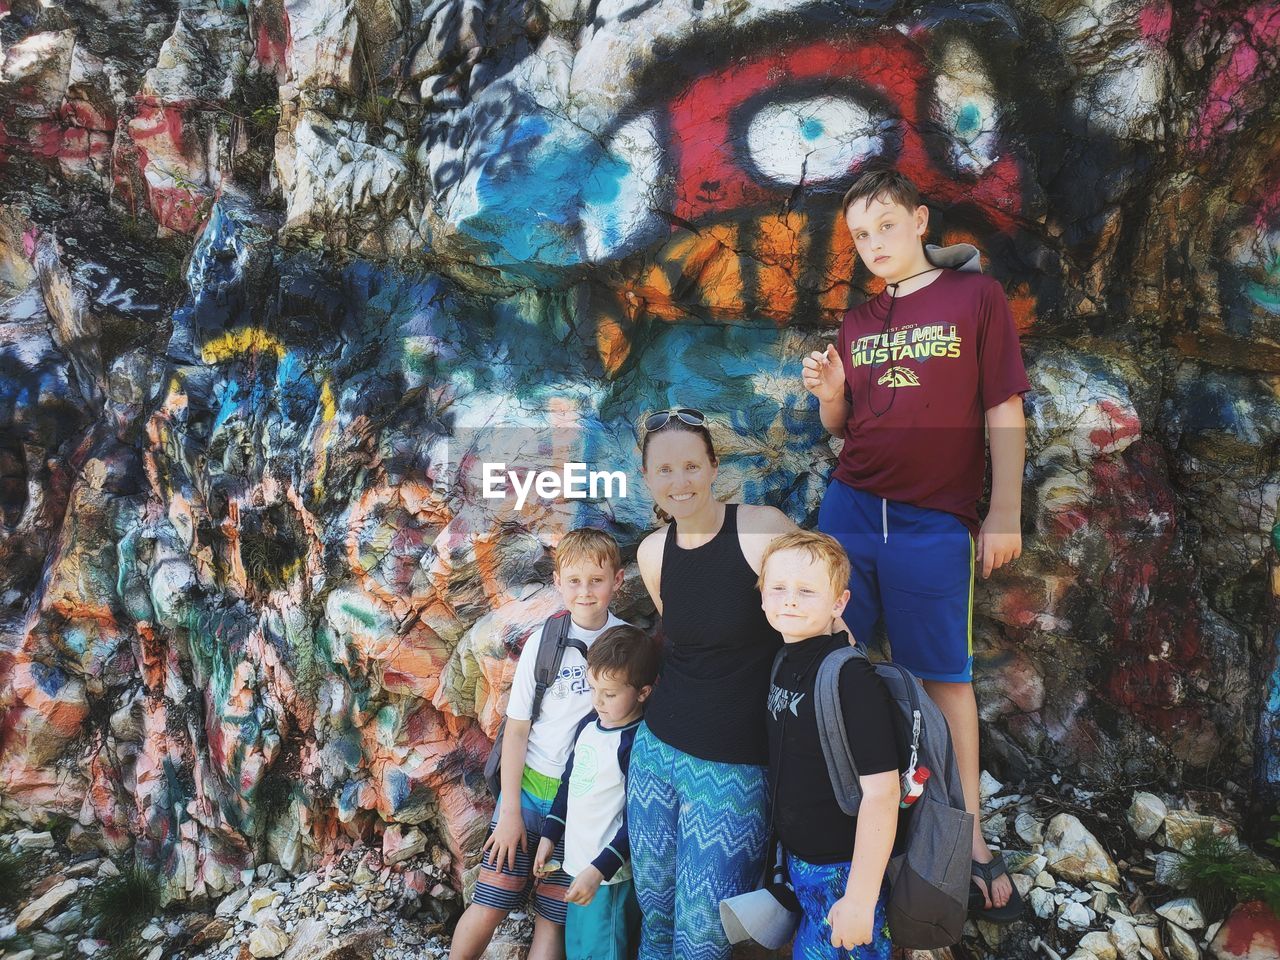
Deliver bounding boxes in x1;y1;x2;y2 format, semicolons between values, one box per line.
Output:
565;875;640;960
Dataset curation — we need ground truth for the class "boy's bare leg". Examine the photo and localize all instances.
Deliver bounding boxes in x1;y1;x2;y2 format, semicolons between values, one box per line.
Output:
921;679;1012;910
448;903;507;960
527;915;567;960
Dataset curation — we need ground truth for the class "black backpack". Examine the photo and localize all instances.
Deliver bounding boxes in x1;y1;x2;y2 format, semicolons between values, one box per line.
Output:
483;610;575;799
770;644;974;949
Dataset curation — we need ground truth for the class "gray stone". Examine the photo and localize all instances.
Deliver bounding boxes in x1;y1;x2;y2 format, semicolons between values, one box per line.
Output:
1016;812;1046;845
1165;922;1199;960
1110;918;1144;960
216;885;251;917
1155;851;1189;887
14;830;55;851
1156;898;1205;931
30;932;67;955
44;905;84;934
17;880;81;932
1128;792;1168;840
1058;900;1092;929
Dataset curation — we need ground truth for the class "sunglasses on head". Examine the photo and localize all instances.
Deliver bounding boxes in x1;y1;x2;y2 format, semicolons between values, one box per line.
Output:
642;407;707;433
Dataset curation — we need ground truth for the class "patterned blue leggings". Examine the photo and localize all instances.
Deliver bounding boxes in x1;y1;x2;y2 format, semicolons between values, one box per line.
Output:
626;723;769;960
787;852;891;960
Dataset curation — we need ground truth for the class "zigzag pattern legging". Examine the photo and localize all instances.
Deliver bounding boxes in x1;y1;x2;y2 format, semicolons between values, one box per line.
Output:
626;722;769;960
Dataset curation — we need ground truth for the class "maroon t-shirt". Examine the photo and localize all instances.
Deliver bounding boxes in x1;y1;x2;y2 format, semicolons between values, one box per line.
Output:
832;270;1031;535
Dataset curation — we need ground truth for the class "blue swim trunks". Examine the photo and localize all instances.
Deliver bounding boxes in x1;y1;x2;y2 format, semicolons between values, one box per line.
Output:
818;478;974;683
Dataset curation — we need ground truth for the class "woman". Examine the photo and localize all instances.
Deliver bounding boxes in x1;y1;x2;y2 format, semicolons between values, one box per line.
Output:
627;407;797;960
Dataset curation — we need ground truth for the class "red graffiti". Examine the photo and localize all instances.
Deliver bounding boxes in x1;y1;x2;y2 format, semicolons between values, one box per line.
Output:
1220;901;1280;956
1091;443;1214;750
1088;399;1142;452
256;21;288;79
667;33;1024;230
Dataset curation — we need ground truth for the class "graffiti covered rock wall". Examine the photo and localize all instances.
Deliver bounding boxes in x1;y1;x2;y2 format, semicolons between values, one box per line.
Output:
1;0;1279;900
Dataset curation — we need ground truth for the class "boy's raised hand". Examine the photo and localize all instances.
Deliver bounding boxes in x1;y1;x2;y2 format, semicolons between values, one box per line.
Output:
483;808;527;873
565;865;603;906
827;891;877;949
802;344;844;403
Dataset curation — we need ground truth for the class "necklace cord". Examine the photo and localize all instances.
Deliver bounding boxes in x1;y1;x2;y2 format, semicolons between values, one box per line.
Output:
866;267;942;419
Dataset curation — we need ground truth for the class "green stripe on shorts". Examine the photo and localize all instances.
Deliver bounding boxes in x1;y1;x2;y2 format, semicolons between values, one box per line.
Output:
521;764;561;802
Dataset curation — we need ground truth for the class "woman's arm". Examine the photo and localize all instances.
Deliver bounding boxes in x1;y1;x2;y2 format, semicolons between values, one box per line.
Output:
636;528;665;615
736;504;800;573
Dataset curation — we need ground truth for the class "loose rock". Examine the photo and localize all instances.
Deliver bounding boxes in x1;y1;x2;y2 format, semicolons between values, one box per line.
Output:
249;921;290;958
1128;792;1168;840
1156;898;1205;931
1110;917;1143;960
1165;922;1199;960
1044;813;1121;885
16;879;81;932
1162;812;1237;854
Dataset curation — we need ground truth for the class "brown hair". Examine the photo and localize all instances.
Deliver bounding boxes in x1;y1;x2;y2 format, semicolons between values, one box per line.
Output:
640;415;718;524
555;527;622;575
757;530;852;597
587;625;660;689
841;166;922;219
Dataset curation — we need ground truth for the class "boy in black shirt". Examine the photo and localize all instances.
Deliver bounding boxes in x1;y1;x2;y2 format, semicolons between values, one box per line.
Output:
759;531;902;959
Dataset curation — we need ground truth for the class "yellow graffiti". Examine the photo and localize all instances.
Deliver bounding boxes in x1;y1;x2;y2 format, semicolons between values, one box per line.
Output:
313;379;337;499
199;328;287;363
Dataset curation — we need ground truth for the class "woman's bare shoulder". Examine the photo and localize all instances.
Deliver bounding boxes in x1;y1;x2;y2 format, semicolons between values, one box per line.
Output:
736;503;798;535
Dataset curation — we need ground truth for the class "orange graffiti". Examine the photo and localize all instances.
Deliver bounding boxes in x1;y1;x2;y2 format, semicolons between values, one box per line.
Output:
755;212;809;321
821;220;857;317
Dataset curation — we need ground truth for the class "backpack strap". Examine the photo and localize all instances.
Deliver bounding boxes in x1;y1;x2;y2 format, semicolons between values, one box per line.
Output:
814;644;867;819
529;611;574;724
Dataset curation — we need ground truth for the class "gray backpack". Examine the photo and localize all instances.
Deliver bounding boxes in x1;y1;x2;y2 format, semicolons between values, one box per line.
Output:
780;644;974;949
482;611;575;798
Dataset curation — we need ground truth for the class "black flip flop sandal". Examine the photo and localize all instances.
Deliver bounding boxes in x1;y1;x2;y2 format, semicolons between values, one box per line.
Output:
969;852;1024;924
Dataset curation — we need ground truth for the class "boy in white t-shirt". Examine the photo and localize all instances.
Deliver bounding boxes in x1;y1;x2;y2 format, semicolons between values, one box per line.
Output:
534;625;659;960
450;529;629;960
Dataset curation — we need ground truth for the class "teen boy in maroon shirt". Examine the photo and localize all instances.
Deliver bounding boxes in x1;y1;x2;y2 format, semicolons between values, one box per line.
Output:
801;167;1030;921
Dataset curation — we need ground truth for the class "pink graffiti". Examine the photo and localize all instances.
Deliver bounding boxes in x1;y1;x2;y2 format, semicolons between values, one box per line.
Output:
125;99;211;235
1193;3;1280;152
1138;2;1173;44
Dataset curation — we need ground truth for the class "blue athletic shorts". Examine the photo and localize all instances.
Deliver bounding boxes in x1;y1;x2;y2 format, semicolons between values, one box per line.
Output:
566;876;640;960
817;478;975;683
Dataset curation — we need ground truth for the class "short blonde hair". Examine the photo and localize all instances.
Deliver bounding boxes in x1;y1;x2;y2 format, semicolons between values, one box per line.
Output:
555;527;622;575
757;531;851;596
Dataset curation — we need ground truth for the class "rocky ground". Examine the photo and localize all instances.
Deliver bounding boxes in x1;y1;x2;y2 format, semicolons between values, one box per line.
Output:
1;774;1277;960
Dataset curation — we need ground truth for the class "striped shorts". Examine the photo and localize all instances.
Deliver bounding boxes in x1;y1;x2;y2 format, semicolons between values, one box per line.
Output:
473;789;572;924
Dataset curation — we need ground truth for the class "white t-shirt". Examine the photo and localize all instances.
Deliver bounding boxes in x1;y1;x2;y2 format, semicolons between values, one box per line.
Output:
562;717;639;884
506;612;627;779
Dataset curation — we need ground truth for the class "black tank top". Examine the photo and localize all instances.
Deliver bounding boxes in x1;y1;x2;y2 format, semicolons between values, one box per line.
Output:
644;504;782;765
